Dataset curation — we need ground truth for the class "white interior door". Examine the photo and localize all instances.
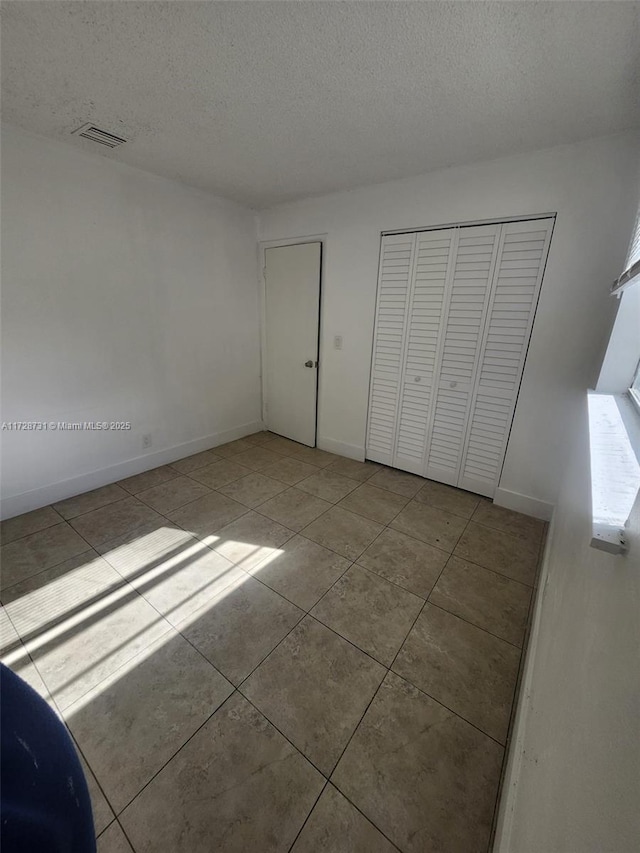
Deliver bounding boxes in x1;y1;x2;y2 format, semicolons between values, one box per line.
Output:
264;242;321;446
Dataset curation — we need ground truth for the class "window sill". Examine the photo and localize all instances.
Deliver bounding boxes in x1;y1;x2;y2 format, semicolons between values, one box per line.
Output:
588;391;640;555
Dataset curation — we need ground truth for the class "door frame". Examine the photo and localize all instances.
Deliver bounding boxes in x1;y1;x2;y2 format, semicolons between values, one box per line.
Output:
258;234;327;445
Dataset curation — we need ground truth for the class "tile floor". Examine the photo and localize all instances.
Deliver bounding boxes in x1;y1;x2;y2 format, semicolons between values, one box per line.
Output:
0;432;546;853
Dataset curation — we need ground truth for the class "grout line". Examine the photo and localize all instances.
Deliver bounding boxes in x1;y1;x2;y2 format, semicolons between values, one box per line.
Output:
0;542;98;600
115;816;136;852
385;665;509;750
439;550;535;590
238;689;328;780
469;516;544;549
112;689;240;817
95;817;116;840
318;783;404;853
0;508;66;545
285;778;330;852
441;547;536;589
425;598;525;651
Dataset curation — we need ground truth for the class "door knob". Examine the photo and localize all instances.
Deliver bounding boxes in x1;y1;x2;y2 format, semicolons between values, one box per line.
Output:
304;360;314;368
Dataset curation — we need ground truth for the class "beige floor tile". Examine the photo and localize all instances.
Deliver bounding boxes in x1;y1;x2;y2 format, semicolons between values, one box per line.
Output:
96;520;196;577
291;784;397;853
390;501;467;552
291;447;340;468
242;616;385;775
69;498;164;548
136;475;211;514
266;436;306;456
261;456;320;486
75;749;114;836
393;603;520;743
178;575;302;684
2;551;124;640
214;438;256;458
233;446;287;471
358;527;448;599
187;458;252;490
120;692;323;853
259;488;331;532
471;501;545;544
18;575;173;710
302;507;383;561
430;556;532;646
337;483;408;525
117;465;179;495
54;484;130;520
454;521;539;586
326;458;381;482
0;605;20;652
66;632;233;813
169;449;221;474
243;431;277;446
249;534;351;611
311;565;423;666
367;466;424;498
296;469;359;503
0;607;54;706
332;672;503;853
0;522;91;592
219;472;287;508
413;480;481;519
166;492;248;541
97;822;133;853
210;511;293;572
116;538;244;628
1;505;63;545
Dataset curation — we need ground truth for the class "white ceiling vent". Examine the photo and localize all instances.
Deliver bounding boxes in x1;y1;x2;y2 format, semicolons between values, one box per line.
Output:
72;123;126;148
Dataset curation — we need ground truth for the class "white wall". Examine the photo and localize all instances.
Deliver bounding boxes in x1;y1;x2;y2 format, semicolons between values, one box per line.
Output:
494;395;640;853
258;132;640;515
1;125;261;518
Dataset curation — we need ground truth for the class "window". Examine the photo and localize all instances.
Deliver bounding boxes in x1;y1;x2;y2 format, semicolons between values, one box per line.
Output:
630;358;640;413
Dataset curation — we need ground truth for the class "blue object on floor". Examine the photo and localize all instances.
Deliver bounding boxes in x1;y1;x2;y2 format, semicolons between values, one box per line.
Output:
0;663;96;852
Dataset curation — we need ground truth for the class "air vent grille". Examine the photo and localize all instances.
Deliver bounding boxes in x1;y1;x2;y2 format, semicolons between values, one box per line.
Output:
72;123;126;148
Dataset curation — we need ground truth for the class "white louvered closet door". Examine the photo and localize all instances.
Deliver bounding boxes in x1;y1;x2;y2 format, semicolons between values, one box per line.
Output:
458;218;554;496
424;224;502;486
393;229;457;474
366;216;553;497
366;233;417;465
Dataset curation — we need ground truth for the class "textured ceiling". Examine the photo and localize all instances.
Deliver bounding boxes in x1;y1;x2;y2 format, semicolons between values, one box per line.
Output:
1;1;639;208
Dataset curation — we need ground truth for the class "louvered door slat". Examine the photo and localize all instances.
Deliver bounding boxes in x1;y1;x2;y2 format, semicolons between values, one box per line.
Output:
366;234;416;463
459;218;554;496
393;229;457;473
425;224;501;486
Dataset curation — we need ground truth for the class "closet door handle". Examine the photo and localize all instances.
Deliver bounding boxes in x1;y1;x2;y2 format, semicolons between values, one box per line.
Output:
449;381;458;388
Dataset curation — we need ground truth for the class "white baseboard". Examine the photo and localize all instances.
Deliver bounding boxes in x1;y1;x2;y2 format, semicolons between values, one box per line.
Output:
492;510;556;852
0;420;265;520
494;487;554;521
316;437;364;461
